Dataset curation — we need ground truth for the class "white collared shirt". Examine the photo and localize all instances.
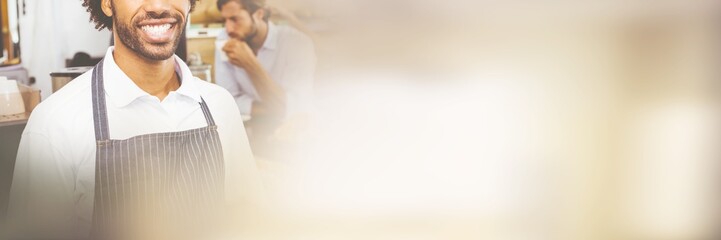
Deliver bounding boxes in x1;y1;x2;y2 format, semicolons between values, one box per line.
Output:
7;47;263;239
215;22;316;118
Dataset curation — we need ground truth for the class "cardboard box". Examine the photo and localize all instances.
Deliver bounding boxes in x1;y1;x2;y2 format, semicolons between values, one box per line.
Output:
0;83;41;124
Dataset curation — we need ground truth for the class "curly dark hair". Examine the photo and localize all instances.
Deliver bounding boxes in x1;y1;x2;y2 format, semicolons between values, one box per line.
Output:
82;0;197;30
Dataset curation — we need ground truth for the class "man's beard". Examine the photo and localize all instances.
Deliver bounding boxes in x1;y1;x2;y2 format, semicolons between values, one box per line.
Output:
243;18;258;42
113;8;185;61
230;17;258;43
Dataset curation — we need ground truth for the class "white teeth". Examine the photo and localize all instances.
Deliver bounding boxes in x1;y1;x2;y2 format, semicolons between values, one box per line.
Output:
141;24;172;35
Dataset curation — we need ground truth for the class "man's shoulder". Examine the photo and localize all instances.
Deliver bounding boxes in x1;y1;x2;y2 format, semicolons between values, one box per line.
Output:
25;71;94;133
194;78;230;94
276;25;313;45
192;78;236;103
191;78;243;122
274;25;315;59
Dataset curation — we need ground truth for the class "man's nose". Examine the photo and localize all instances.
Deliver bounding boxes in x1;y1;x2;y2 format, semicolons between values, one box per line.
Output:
142;0;174;14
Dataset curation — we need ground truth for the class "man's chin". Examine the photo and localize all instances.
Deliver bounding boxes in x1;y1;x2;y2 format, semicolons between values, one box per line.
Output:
141;52;176;61
136;43;177;61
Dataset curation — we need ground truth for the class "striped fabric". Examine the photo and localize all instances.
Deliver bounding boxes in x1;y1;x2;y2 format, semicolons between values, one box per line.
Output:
89;60;226;240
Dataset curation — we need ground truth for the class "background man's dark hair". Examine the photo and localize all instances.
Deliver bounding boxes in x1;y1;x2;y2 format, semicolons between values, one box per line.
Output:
82;0;198;30
216;0;271;22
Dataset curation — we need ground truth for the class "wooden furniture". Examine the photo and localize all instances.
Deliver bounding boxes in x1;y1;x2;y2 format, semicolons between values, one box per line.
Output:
190;0;224;25
186;34;219;83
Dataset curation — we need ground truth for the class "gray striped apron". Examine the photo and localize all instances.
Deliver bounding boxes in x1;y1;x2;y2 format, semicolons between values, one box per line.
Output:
89;60;225;240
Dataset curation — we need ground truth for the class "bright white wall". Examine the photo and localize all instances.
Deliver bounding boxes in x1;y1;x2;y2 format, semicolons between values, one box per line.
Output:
19;0;111;99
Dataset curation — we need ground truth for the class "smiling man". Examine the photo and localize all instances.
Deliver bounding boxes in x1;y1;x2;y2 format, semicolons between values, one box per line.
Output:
6;0;262;239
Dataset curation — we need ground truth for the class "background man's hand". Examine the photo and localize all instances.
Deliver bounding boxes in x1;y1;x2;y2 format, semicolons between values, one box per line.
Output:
223;39;257;68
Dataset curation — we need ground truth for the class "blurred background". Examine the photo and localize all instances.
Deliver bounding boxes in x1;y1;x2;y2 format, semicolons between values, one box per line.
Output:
2;0;721;239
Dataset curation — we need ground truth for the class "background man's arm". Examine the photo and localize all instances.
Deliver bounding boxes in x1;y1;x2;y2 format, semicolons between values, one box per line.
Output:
224;40;287;118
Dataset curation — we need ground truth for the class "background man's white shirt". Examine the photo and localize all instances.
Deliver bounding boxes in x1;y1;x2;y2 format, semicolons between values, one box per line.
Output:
215;22;316;118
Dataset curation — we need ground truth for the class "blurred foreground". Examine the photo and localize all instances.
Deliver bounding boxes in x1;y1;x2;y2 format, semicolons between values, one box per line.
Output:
245;0;721;239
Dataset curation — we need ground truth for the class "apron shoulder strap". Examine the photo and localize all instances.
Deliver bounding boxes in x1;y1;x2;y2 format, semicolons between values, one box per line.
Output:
199;97;216;127
91;60;111;142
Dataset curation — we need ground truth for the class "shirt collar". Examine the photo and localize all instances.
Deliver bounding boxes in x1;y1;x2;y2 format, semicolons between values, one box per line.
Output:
173;56;203;103
261;22;279;50
102;47;202;108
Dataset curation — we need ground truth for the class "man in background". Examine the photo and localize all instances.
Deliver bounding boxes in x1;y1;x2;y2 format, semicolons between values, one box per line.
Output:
215;0;316;128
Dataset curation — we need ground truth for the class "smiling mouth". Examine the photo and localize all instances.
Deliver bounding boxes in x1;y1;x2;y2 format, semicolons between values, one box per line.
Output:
137;21;177;44
141;23;173;36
